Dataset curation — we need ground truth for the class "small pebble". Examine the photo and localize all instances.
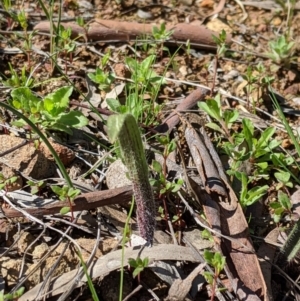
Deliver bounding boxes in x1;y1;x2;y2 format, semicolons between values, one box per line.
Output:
137;9;153;19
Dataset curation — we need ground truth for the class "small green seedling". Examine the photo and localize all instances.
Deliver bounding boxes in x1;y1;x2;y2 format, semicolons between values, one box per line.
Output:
150;160;183;195
2;63;34;88
56;25;77;67
128;257;149;283
149;135;183;195
27;180;45;195
10;86;89;135
228;170;269;208
0;173;19;193
125;54;166;92
269;190;292;223
203;250;226;298
152;22;173;42
0;287;25;301
211;29;227;58
51;185;81;219
88;67;115;91
198;94;239;141
266;35;296;67
201;229;214;242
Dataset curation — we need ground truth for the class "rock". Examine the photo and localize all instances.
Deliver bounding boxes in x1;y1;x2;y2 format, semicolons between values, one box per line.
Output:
0;257;28;286
106;159;132;189
32;243;49;260
14;231;36;254
183;229;214;250
0;135;55;180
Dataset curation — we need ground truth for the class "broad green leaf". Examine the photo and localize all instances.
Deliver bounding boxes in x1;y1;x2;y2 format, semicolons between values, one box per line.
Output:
68;188;80;199
47;123;73;135
12;119;27;127
268;139;281;149
43;86;73;116
55;111;89;128
274;171;290;183
171;182;183;193
143;257;149;267
106;98;121;112
244;185;269;206
201;229;213;241
203;250;214;264
8;176;18;184
203;271;214;284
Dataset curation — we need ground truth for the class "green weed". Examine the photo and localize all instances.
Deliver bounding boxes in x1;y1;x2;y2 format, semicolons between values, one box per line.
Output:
266;35;296;67
0;287;25;301
10;86;88;135
203;250;226;298
51;185;81;218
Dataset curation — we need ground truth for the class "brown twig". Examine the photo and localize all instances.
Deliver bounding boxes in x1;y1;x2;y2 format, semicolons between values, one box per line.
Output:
2;185;133;218
155;87;210;133
34;20;232;50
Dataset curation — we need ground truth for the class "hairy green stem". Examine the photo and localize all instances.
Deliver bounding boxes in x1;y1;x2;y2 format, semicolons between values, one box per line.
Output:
281;219;300;262
108;114;156;245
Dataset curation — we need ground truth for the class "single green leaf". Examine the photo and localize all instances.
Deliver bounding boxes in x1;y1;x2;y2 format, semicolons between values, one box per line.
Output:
106;98;121;112
274;171;290;183
205;122;224;134
128;258;138;268
242;118;254;151
278;190;291;210
152;160;162;173
51;185;63;195
143;257;149;267
203;250;214;264
224;110;239;125
257;127;276;149
132;267;144;278
269;202;281;209
60;206;70;215
140;55;156;72
203;271;214;285
199;98;222;121
171;183;182;193
55;111;89;128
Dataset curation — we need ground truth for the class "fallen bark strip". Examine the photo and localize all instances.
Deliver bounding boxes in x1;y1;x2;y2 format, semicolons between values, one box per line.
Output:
185;124;268;300
155;87;210;133
19;244;201;301
2;185;133;218
34;19;232;50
